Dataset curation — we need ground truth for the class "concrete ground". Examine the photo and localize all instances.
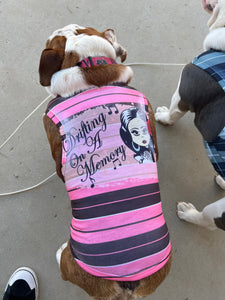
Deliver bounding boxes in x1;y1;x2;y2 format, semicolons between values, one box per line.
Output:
1;0;225;299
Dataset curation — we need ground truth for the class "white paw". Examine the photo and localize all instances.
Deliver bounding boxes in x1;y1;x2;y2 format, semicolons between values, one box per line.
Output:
215;175;225;190
56;242;68;267
156;106;169;113
177;202;199;222
155;106;174;125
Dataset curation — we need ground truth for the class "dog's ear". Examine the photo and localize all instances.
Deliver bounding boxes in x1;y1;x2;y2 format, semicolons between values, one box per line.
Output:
39;48;65;86
103;29;127;62
61;51;80;69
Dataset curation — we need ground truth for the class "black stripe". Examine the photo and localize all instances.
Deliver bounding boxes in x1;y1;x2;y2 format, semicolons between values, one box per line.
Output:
71;212;163;233
72;192;160;219
70;222;168;255
93;252;171;279
71;183;159;208
71;232;170;267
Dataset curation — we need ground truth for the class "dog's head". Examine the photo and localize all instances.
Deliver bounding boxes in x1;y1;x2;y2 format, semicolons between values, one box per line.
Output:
39;24;127;87
202;0;225;30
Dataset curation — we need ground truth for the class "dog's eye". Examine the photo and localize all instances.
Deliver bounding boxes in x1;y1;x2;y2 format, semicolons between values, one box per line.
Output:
206;4;213;11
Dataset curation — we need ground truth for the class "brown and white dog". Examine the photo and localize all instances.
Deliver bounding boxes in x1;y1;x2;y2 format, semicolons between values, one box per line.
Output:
155;0;225;231
39;25;171;300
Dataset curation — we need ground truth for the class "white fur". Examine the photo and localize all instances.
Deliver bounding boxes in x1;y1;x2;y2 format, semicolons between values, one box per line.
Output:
56;242;68;267
215;175;225;189
207;0;225;30
155;76;186;125
50;66;95;98
50;65;133;98
65;34;117;61
204;27;225;51
177;198;225;230
115;66;133;85
45;86;56;97
48;24;85;41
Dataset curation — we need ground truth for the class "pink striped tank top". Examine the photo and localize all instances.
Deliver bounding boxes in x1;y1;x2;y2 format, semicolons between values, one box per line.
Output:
46;85;171;281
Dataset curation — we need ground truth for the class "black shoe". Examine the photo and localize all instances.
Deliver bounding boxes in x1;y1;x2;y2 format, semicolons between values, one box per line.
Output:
3;267;38;300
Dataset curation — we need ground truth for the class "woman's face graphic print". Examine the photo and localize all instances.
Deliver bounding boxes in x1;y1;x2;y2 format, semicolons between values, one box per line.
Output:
120;107;155;163
128;118;150;147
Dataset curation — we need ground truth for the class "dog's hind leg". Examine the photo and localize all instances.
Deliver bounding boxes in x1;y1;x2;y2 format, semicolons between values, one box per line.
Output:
155;77;188;125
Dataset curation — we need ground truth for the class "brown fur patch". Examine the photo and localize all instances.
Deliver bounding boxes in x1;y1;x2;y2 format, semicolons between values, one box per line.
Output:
61;51;80;69
46;36;66;50
133;254;172;298
39;49;65;86
81;64;131;87
76;27;106;39
43;115;64;181
60;244;171;300
60;244;119;300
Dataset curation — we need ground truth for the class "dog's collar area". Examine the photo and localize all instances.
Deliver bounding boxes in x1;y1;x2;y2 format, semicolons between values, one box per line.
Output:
77;56;117;68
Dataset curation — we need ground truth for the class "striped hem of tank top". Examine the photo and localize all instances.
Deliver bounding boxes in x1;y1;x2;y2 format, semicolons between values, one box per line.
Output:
69;225;171;280
204;126;225;180
69;182;170;280
192;49;225;91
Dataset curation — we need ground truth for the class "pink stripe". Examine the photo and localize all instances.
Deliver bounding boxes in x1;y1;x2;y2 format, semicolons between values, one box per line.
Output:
66;163;158;197
56;86;148;113
75;243;171;280
46;110;61;125
49;87;148;121
68;177;158;200
72;203;162;232
72;191;160;211
71;214;165;244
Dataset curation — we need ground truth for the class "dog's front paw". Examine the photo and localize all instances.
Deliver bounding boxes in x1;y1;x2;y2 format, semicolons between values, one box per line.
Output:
155;106;174;125
177;202;200;223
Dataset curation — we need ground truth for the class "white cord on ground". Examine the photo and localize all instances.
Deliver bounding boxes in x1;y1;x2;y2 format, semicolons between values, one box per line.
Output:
0;62;185;197
0;172;56;197
0;95;52;150
0;94;55;197
126;62;185;66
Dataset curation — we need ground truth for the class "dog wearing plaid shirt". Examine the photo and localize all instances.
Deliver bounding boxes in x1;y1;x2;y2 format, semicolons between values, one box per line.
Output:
155;0;225;230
